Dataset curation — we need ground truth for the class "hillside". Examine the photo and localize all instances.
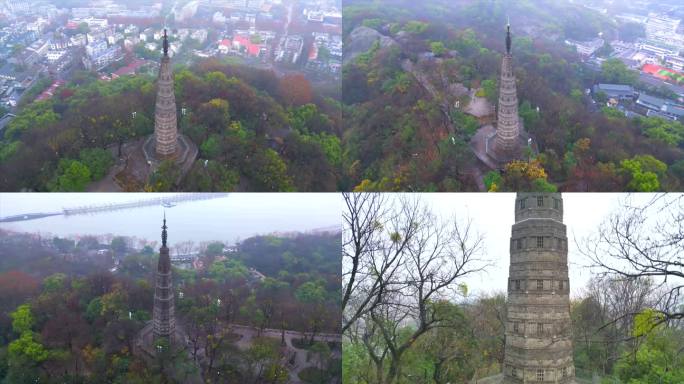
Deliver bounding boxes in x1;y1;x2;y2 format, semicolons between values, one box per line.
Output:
0;60;343;192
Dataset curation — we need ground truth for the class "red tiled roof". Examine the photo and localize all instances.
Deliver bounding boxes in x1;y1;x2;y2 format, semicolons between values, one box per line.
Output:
308;42;318;60
112;59;145;77
233;35;263;56
36;80;65;101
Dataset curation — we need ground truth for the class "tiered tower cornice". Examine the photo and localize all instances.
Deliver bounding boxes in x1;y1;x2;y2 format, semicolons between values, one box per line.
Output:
154;29;178;158
503;193;576;384
495;24;521;154
153;214;175;342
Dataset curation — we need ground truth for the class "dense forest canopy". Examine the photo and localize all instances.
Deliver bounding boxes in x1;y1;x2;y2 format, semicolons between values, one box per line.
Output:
0;229;341;383
0;60;343;192
341;0;684;192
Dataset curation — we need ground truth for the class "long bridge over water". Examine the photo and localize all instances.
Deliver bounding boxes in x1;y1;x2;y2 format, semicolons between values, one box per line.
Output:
0;193;228;223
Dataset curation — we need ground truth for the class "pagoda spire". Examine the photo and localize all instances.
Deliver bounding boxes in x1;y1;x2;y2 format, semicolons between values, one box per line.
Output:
161;211;167;247
154;27;178;158
494;20;521;156
153;214;175;343
163;28;169;57
505;19;511;55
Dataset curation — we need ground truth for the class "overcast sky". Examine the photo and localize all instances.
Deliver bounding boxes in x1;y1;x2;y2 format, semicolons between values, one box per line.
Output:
1;192;674;298
408;193;666;299
0;193;342;245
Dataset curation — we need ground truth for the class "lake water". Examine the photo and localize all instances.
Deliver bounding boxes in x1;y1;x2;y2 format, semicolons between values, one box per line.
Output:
0;193;342;246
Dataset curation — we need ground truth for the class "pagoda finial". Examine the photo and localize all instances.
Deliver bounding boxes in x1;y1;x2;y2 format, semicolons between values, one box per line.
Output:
163;28;169;57
505;21;512;55
161;212;168;247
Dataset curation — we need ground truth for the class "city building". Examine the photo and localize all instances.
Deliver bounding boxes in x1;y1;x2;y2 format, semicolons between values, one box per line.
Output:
46;49;66;63
83;40;122;71
645;13;684;50
275;35;303;64
592;83;635;100
666;55;684;71
615;13;648;24
229;34;269;57
646;13;680;39
503;193;575;384
565;37;604;57
636;93;684;121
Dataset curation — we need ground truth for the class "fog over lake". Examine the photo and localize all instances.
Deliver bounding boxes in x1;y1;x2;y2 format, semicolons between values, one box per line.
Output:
0;193;341;246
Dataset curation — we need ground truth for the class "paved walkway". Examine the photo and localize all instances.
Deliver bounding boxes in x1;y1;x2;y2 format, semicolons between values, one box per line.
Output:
464;90;495;119
401;58;493;190
470;124;500;171
229;324;341;383
85;145;125;192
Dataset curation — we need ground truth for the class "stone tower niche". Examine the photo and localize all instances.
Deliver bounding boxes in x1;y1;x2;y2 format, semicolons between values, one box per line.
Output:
503;193;575;383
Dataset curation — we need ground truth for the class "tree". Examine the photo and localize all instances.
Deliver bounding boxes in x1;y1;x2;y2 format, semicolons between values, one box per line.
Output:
247;149;294;191
344;195;487;384
342;193;397;333
148;160;180;191
200;135;221;159
198;98;230;133
6;304;49;383
614;310;684;383
53;159;91;191
52;237;75;253
42;273;67;293
502;160;557;192
79;148;113;180
295;281;326;304
619;155;666;192
417;301;478;384
601;58;638;85
205;242;225;258
450;110;479;138
483;171;503;191
480;78;496;100
579;194;684;325
278;74;313;106
430;41;446;56
209;259;248;283
110;236;127;255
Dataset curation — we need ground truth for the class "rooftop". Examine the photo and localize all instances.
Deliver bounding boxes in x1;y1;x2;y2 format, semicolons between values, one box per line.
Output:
637;93;684;117
595;83;634;92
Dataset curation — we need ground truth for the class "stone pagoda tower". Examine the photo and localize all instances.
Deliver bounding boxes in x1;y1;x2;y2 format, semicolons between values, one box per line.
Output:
134;215;187;359
153;213;176;343
503;193;575;383
495;23;521;157
154;29;178;158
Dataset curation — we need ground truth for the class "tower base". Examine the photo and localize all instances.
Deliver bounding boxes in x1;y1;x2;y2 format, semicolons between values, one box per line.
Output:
112;134;197;190
477;373;578;384
135;321;188;359
142;134;197;170
470;118;536;171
